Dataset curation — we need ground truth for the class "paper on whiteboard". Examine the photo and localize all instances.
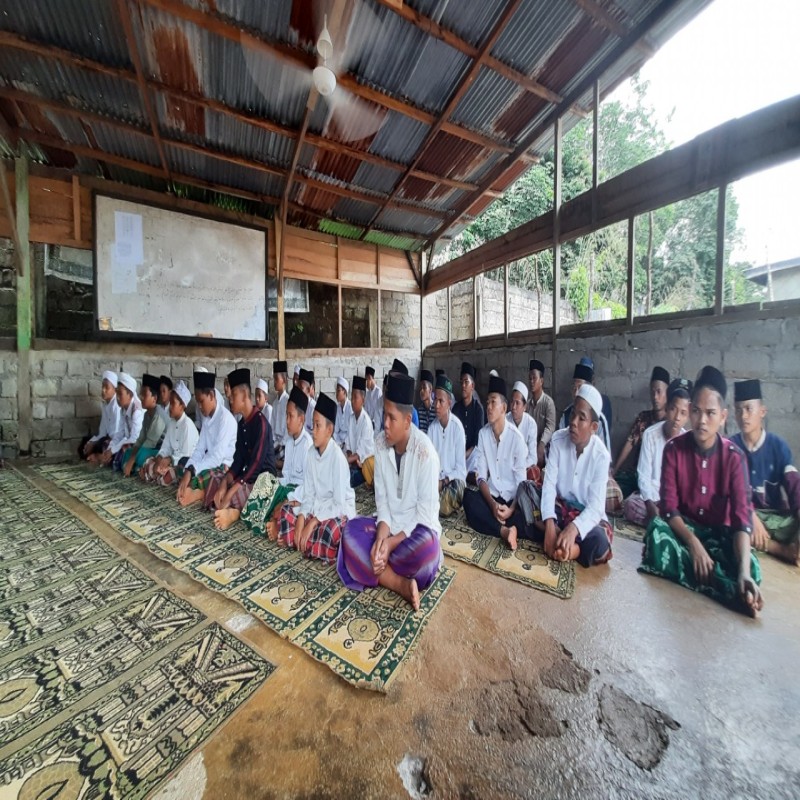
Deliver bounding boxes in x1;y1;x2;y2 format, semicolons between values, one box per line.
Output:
111;259;137;295
114;211;144;265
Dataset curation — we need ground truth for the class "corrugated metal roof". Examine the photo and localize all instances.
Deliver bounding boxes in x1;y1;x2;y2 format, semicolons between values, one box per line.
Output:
0;0;710;251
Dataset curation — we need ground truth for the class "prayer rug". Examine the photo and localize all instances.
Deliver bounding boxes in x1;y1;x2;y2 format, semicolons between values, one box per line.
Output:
32;463;455;692
0;469;275;798
437;509;576;599
612;517;647;543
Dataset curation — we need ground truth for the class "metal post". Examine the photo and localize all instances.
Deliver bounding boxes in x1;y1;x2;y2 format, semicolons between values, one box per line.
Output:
715;184;727;314
552;118;562;403
627;216;635;325
504;263;509;341
592;80;600;224
15;156;32;454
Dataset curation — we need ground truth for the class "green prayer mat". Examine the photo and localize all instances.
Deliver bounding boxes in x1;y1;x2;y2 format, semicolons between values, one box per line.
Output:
32;463;454;692
639;515;762;608
613;516;647;543
353;482;575;599
0;469;275;798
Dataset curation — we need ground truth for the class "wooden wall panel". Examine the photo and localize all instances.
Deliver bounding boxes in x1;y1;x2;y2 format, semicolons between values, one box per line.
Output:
282;226;338;282
339;239;377;284
379;248;417;291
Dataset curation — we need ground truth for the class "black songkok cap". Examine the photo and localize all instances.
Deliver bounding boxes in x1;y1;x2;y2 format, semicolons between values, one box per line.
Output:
142;373;161;394
159;374;173;390
694;365;727;400
288;385;308;414
228;368;250;390
194;371;215;391
391;358;408;376
298;368;315;386
273;360;287;374
651;366;670;385
435;374;453;394
365;365;375;378
315;392;337;424
352;375;367;392
667;377;693;402
487;374;507;400
460;361;476;379
734;379;762;403
420;369;435;386
529;359;545;375
385;373;415;406
435;368;445;376
573;363;593;382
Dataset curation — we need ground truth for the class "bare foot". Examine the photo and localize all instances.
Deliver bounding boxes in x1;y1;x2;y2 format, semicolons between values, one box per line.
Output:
178;488;204;507
769;538;800;566
503;525;518;551
401;577;421;612
214;508;240;531
266;520;278;541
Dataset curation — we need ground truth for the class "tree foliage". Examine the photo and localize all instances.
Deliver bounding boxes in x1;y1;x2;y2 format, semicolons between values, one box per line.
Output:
442;76;762;316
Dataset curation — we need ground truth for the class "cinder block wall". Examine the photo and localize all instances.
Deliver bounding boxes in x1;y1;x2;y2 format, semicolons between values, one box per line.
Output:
424;313;800;459
0;345;420;458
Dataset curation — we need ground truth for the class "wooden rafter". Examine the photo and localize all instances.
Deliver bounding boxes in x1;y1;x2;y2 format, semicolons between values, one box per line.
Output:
139;0;516;154
360;0;523;240
0;31;481;195
573;0;657;58
116;0;172;182
426;0;684;248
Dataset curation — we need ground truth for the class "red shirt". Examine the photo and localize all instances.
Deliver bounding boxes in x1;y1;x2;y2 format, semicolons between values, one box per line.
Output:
660;431;753;533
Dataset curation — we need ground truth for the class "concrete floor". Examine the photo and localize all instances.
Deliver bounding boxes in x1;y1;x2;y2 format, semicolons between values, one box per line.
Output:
24;468;800;800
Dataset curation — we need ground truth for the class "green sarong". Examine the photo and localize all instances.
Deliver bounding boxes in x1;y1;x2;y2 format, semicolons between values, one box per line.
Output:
756;508;800;545
122;446;160;472
639;516;761;607
240;471;296;536
615;469;639;499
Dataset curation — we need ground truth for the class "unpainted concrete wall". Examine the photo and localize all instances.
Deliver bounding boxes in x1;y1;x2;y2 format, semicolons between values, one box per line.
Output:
425;314;800;458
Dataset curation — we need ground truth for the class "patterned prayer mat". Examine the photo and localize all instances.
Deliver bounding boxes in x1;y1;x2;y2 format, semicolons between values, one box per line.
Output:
613;516;647;543
0;468;275;799
32;463;455;692
354;482;575;599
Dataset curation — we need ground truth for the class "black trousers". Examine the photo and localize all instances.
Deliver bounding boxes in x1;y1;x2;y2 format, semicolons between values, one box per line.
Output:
463;489;527;539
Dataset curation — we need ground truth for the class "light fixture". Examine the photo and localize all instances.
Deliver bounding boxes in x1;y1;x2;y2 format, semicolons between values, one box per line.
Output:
316;15;333;60
313;64;336;96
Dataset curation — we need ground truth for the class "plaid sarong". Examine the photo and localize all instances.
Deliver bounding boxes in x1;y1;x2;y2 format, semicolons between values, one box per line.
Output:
191;465;226;492
279;504;344;565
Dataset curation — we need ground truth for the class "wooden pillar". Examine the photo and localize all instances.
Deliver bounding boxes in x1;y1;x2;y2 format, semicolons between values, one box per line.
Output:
592;80;600;224
16;156;32;454
472;276;478;342
715;185;727;315
626;216;635;325
552;118;562;403
446;284;451;346
503;263;509;342
274;216;286;357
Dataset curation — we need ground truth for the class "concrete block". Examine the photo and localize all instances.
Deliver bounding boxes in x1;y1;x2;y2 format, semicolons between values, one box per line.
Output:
76;397;102;418
721;348;773;379
31;440;46;457
0;377;17;397
0;398;16;420
32;419;62;439
777;354;800;380
0;420;18;442
122;361;149;378
601;375;633;400
60;378;90;397
32;401;47;420
46;438;78;458
42;359;68;377
62;418;93;439
32;378;59;398
731;319;781;348
47;399;75;419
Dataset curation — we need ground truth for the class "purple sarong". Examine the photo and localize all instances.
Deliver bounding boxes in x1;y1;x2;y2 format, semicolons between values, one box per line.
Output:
337;516;443;592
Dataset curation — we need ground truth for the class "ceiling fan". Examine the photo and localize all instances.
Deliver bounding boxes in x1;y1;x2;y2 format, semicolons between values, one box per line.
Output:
242;0;388;144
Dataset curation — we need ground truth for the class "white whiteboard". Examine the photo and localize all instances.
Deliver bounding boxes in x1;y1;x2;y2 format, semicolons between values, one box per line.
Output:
95;195;267;341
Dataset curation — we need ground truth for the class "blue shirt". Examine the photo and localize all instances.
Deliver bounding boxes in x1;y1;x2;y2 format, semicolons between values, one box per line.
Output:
731;431;800;513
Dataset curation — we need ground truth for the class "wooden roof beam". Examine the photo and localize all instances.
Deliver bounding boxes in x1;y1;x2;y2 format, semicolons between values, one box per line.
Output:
573;0;657;58
361;0;523;239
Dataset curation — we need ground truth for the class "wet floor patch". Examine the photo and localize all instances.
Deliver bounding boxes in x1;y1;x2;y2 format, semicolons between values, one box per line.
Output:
474;679;565;740
597;684;680;770
541;644;591;695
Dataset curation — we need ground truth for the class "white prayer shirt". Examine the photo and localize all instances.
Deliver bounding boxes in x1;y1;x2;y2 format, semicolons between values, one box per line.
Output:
375;426;441;538
637;420;685;503
299;438;355;521
186;396;238;474
109;396;144;454
507;410;538;468
261;403;273;427
541;428;610;538
157;412;200;463
90;395;121;444
272;390;289;447
334;398;353;447
281;427;313;504
474;420;527;503
345;409;374;464
365;385;383;434
427;413;467;482
304;396;317;433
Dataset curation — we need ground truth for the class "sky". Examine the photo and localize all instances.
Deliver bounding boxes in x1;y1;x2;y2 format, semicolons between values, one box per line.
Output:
607;0;800;266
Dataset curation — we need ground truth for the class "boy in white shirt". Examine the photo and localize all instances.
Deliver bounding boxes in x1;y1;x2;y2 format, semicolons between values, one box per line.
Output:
426;373;467;516
344;375;375;487
82;370;120;462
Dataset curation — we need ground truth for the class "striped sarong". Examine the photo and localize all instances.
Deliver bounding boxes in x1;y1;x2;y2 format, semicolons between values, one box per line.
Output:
639;516;761;607
337;516;442;592
439;479;465;517
279;504;344;565
241;472;295;536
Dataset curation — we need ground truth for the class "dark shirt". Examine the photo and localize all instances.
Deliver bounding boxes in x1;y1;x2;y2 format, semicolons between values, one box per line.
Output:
415;401;435;434
731;431;800;513
619;409;661;470
453;396;485;452
660;431;752;533
230;407;275;484
602;393;613;434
